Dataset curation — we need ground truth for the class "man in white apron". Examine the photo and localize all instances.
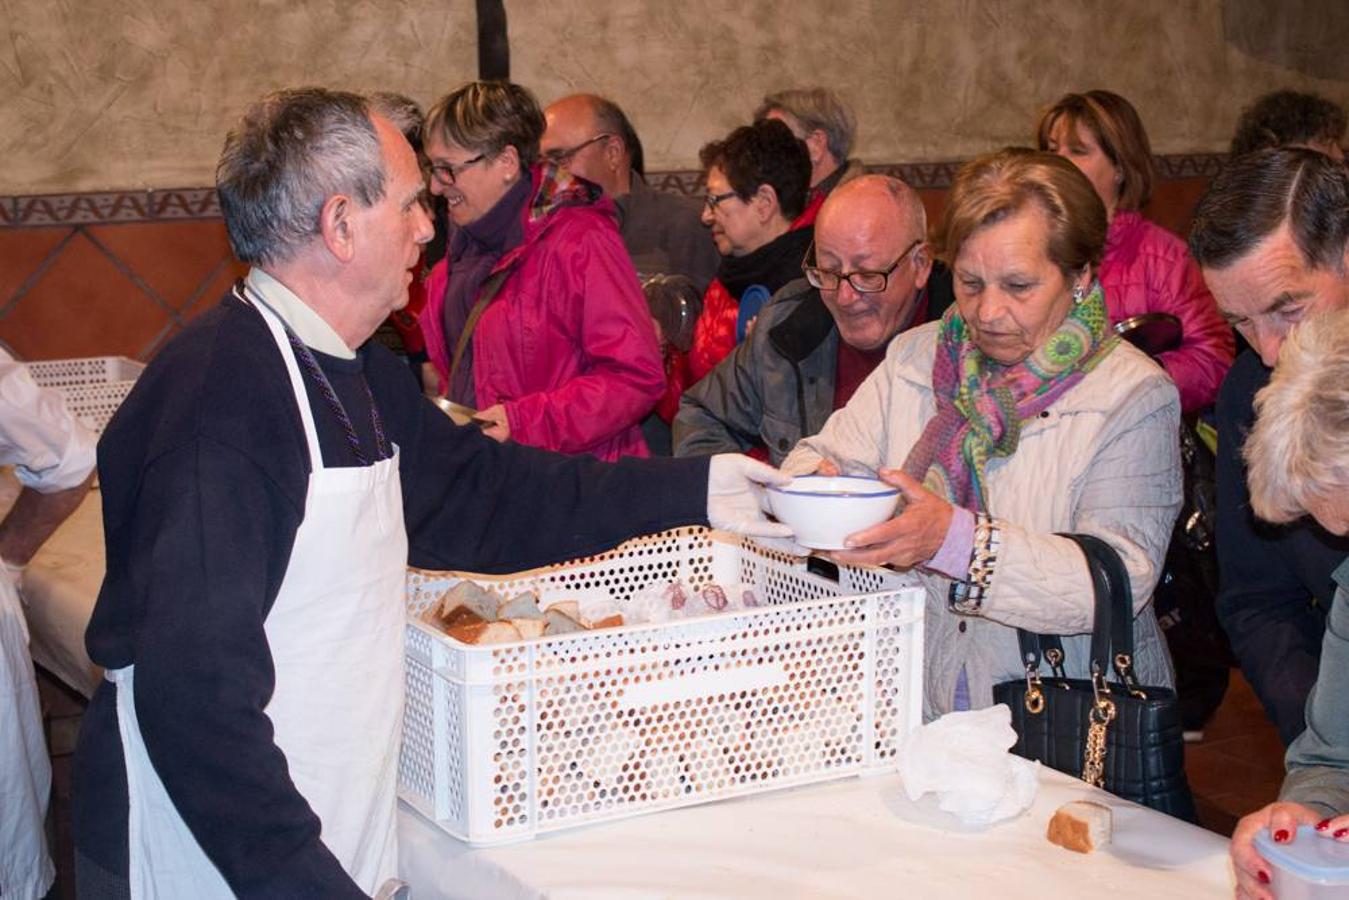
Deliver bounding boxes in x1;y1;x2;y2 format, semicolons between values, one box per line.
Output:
0;352;96;900
73;88;792;898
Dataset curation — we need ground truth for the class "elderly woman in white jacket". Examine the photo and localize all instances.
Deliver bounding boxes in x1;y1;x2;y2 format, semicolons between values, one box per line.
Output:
784;148;1182;718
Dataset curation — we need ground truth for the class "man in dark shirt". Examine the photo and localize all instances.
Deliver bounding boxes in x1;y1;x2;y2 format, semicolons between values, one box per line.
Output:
1189;148;1349;744
541;93;719;292
673;175;952;465
72;87;791;899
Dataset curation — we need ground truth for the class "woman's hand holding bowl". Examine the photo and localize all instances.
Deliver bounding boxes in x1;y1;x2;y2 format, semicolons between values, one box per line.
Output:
829;468;953;569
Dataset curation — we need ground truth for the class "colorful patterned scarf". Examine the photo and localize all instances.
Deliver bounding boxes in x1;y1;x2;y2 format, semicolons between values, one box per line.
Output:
901;284;1118;511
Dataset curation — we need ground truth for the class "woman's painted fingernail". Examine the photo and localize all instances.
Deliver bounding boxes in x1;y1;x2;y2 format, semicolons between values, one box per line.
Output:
1258;870;1271;885
1335;827;1349;839
1317;818;1332;831
1274;828;1290;842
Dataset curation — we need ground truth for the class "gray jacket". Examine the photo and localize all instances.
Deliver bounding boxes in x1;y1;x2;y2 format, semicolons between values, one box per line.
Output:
674;279;839;466
784;322;1182;719
1281;557;1349;815
674;270;954;466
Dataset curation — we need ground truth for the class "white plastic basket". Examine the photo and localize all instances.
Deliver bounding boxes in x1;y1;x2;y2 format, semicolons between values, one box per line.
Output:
25;356;144;435
399;527;926;846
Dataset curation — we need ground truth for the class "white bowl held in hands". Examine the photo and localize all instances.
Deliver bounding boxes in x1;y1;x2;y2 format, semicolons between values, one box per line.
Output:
766;475;902;550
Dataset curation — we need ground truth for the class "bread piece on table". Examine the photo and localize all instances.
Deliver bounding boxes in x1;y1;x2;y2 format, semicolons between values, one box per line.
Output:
1046;801;1113;853
447;620;522;645
589;614;624;630
511;618;547;640
543;608;586;636
499;591;544;620
439;581;501;622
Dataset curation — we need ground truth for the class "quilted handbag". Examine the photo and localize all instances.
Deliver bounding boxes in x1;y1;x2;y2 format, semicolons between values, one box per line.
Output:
991;533;1197;821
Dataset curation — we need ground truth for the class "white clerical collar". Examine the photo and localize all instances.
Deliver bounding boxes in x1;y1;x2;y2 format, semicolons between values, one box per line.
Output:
245;268;355;360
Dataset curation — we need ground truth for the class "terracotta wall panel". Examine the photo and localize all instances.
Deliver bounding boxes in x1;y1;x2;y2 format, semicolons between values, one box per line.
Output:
0;232;170;360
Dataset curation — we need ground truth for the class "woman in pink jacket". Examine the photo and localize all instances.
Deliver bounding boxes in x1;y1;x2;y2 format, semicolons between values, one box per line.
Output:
1037;91;1234;414
419;81;664;460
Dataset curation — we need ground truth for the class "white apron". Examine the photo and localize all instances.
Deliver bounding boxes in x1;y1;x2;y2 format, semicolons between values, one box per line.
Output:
107;292;408;898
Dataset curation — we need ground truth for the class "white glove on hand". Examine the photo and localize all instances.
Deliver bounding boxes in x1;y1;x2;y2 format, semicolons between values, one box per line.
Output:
707;454;794;539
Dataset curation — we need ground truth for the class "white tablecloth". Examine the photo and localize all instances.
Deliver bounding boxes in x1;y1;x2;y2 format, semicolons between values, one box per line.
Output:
1;473;103;697
10;474;1235;897
398;766;1233;899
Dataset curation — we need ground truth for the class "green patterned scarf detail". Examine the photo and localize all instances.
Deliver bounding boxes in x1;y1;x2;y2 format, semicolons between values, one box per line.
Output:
901;284;1118;511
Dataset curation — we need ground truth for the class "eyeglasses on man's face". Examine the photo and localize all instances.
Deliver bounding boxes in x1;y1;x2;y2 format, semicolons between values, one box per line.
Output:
426;153;487;187
542;133;614;167
802;238;924;293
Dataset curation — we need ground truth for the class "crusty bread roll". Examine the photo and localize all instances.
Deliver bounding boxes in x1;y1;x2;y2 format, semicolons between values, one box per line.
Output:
1046;801;1112;853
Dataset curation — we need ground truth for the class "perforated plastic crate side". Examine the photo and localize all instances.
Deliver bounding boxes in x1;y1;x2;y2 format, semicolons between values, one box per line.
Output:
26;356;144;387
401;529;928;844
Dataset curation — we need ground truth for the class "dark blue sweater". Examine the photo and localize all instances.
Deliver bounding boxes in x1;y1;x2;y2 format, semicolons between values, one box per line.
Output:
73;292;710;897
1215;349;1349;745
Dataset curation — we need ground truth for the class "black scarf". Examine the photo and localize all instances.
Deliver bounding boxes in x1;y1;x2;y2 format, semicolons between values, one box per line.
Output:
716;226;814;300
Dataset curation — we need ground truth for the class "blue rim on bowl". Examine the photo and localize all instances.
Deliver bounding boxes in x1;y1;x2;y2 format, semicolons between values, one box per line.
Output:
768;474;900;499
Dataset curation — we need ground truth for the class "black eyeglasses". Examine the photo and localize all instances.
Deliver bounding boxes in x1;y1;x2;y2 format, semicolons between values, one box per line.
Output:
704;190;741;212
802;238;924;293
542;133;614;166
426;153;486;187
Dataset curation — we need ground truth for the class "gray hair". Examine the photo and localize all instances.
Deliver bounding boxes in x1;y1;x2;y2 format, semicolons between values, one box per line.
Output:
370;91;425;154
216;87;386;266
1245;306;1349;523
755;87;857;163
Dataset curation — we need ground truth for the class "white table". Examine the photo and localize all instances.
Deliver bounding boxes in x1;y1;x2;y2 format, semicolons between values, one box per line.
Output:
12;476;1235;898
398;766;1232;899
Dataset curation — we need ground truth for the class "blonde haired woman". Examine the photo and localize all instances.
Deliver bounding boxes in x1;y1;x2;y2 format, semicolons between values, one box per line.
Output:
1230;307;1349;899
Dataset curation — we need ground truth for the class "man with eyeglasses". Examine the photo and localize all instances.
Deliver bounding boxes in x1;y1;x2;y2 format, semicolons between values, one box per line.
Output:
542;94;719;292
674;175;953;465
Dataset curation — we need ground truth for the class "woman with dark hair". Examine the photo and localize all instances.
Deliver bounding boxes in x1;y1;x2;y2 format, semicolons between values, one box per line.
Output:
1037;90;1234;414
687;119;813;382
419;81;664;460
784;149;1182;716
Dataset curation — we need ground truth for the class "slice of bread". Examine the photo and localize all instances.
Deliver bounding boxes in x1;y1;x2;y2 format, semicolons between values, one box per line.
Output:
543;608;586;636
499;591;544;620
439;581;502;622
447;620;522;645
420;605;486;634
510;618;547;640
1046;800;1113;853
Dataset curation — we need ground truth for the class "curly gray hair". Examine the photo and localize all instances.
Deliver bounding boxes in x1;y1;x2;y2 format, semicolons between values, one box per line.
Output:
1245;306;1349;523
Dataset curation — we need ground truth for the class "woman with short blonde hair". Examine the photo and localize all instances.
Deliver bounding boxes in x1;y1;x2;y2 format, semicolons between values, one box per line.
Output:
1229;306;1349;899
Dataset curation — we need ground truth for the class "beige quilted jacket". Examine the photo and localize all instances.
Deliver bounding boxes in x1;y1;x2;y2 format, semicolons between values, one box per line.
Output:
784;321;1183;720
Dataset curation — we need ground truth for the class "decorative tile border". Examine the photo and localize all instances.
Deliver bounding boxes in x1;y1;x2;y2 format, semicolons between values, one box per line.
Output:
0;154;1229;227
5;188;223;227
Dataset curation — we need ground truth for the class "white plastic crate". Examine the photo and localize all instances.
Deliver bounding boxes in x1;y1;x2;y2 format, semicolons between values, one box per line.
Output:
399;526;926;846
25;356;144;435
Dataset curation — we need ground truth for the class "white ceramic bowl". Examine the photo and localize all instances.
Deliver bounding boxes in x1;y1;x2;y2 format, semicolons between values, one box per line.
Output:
766;475;902;550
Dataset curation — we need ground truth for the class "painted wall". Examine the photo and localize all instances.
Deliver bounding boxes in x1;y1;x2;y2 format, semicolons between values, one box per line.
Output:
3;0;1346;196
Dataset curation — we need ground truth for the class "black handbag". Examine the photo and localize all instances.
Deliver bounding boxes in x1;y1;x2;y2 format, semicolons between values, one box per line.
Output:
991;533;1197;821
